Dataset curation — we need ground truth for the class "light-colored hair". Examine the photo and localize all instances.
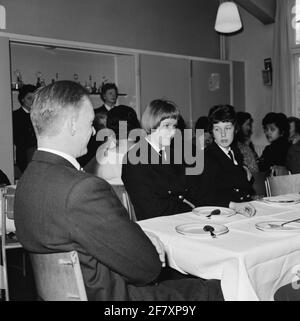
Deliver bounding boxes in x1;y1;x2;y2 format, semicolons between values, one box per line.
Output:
141;99;179;134
30;80;90;137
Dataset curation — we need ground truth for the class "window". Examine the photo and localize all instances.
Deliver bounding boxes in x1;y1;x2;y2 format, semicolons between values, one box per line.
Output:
290;0;300;116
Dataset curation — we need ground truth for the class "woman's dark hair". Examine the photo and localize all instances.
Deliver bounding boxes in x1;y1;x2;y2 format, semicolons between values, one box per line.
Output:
100;83;118;101
208;104;236;134
18;84;37;104
236;111;253;143
288;116;300;135
195;116;209;132
177;115;187;133
262;112;289;138
141;99;179;134
106;105;140;140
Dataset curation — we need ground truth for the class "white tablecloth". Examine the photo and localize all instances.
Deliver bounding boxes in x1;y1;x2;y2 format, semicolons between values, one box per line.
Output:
138;196;300;301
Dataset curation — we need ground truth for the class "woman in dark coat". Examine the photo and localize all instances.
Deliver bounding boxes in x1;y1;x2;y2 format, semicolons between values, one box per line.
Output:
188;105;255;216
258;112;291;175
122;99;194;220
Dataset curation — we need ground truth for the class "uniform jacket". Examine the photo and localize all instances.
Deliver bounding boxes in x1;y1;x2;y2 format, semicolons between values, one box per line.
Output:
122;138;192;220
13;107;37;172
188;142;254;208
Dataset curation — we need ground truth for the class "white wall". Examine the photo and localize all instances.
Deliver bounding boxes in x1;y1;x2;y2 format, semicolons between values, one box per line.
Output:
228;7;274;154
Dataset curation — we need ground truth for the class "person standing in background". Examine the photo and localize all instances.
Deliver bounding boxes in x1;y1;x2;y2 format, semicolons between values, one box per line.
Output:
13;84;37;173
93;83;119;123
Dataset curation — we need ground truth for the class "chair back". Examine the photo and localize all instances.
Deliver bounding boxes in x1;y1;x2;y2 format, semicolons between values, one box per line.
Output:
265;173;300;196
252;172;267;197
111;184;137;222
29;251;87;301
1;185;19;301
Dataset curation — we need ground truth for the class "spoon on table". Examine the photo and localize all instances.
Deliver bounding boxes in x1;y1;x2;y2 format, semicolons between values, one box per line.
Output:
206;209;221;218
268;218;300;228
203;225;216;238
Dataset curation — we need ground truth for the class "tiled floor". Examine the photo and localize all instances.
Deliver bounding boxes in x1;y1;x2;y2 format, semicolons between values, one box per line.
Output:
1;249;37;301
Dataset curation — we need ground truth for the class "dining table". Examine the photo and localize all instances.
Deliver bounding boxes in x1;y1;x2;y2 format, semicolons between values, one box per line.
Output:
138;193;300;301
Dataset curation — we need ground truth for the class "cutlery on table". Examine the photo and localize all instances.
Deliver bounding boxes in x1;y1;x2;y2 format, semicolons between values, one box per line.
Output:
178;195;196;209
206;209;221;218
268;218;300;228
203;225;216;238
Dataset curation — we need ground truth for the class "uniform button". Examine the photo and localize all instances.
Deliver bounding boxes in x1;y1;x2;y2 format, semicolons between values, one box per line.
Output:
240;197;244;200
168;190;171;194
247;194;250;198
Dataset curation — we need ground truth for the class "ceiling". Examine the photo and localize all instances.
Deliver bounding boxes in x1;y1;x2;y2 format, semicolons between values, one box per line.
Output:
236;0;276;24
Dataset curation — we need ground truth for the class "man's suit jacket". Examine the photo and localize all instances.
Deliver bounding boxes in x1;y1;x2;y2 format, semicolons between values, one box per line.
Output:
122;138;192;220
94;104;109;117
15;151;221;300
14;150;162;300
188;142;254;208
13;107;37;172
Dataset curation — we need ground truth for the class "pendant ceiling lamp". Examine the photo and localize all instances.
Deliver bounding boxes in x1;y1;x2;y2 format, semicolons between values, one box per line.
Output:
215;1;242;33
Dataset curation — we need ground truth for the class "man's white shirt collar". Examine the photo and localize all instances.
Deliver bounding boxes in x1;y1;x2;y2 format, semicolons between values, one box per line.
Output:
217;145;238;165
22;106;30;114
145;137;166;159
104;104;113;111
38;148;81;170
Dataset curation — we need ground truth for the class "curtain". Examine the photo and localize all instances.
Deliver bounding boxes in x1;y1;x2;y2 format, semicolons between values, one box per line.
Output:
272;0;293;115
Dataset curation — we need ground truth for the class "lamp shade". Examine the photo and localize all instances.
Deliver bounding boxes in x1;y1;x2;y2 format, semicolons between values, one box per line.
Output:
215;2;242;33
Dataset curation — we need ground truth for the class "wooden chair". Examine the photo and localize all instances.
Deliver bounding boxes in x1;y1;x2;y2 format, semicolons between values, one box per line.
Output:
111;184;137;222
265;173;300;196
0;185;23;301
29;251;87;301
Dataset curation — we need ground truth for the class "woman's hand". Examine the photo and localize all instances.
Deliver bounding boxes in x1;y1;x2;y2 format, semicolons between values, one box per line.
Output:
229;202;256;217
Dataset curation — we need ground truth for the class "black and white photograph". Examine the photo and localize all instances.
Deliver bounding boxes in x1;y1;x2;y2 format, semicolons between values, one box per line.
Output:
1;0;300;306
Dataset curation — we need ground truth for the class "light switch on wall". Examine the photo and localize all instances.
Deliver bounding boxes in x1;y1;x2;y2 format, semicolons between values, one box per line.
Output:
0;5;6;30
208;73;220;91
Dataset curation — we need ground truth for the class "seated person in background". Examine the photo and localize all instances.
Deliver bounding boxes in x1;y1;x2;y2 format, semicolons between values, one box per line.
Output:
288;116;300;144
13;84;37;173
77;109;106;168
95;105;141;185
122;99;197;221
258;112;291;176
0;168;10;186
235;112;259;175
188;105;255;216
286;116;300;174
14;81;223;301
194;116;213;148
286;136;300;175
93;82;118;118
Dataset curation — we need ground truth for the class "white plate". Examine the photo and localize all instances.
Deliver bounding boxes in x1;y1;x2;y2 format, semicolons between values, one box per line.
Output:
192;206;235;218
262;195;300;204
175;222;229;237
256;220;300;233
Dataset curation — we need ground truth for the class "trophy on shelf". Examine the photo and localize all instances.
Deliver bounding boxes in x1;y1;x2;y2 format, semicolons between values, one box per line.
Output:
35;71;46;88
13;69;23;90
35;71;42;88
98;76;108;94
